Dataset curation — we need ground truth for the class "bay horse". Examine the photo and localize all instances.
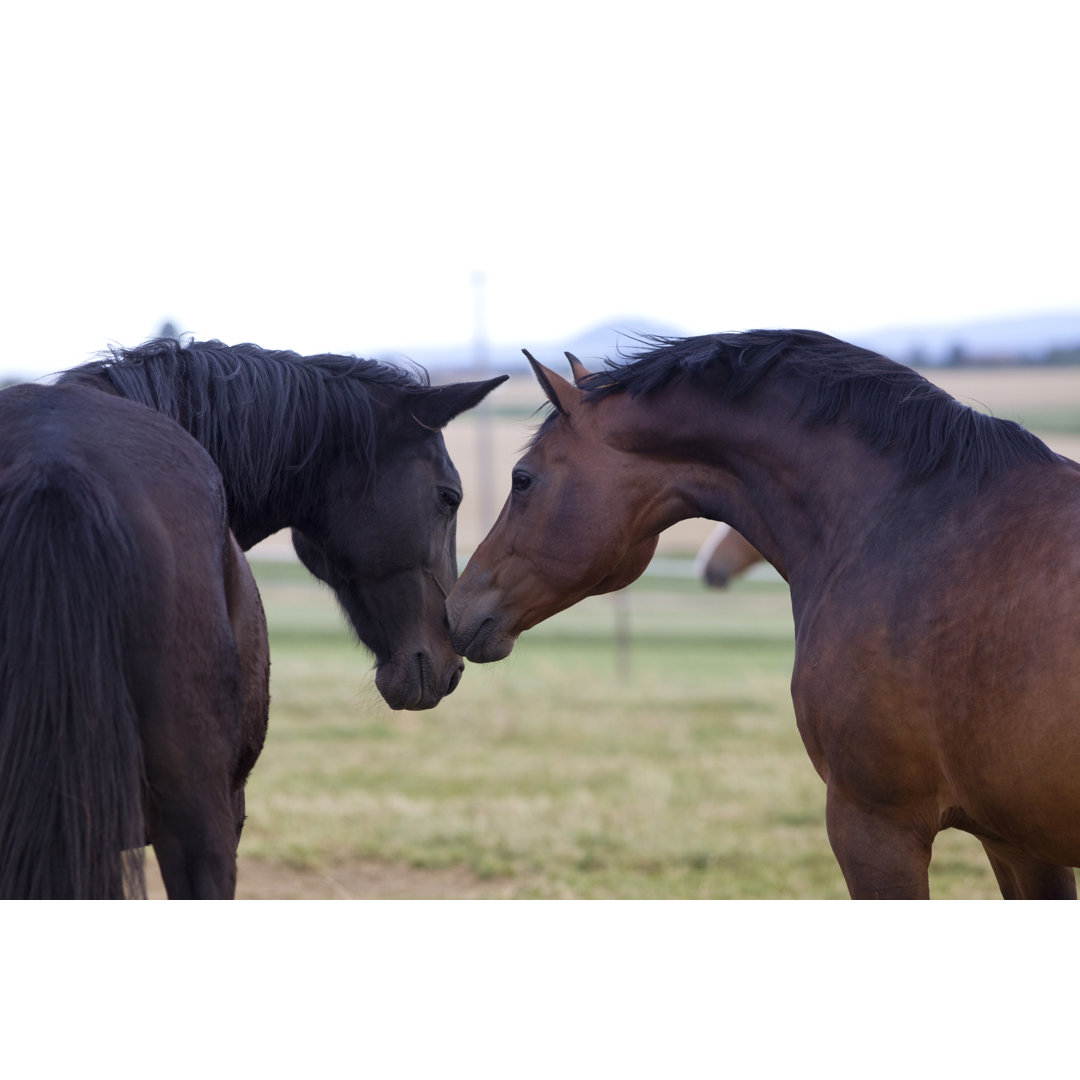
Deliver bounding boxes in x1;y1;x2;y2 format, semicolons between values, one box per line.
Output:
0;383;268;898
694;524;765;588
60;338;506;711
446;330;1080;899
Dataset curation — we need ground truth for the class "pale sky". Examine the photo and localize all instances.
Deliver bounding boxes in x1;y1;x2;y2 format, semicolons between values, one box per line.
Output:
2;0;1076;379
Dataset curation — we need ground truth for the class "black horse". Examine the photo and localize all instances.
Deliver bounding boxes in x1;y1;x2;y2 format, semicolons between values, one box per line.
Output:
0;339;503;898
60;338;506;710
0;383;269;899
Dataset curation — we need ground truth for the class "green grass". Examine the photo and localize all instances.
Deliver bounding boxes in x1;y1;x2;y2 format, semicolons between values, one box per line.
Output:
241;561;1005;898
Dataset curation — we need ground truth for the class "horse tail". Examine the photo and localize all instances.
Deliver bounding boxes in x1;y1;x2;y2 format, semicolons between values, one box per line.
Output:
0;457;147;899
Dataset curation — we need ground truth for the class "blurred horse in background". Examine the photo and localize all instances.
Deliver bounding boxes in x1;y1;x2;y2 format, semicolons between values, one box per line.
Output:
694;524;765;588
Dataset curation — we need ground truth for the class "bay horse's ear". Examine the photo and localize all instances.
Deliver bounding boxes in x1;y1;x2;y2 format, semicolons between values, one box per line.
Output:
523;349;581;417
564;351;594;386
410;374;509;431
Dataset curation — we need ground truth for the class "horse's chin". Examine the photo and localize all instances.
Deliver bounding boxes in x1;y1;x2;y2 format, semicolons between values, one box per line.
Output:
375;653;464;711
452;617;518;664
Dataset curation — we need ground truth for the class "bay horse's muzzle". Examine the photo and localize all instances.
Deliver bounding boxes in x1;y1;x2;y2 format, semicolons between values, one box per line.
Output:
446;593;519;663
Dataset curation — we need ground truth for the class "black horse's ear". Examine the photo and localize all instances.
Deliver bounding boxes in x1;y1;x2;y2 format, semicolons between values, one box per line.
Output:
523;349;581;417
410;375;509;431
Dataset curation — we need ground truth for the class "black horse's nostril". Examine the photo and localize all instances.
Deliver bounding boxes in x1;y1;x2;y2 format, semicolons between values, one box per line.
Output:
445;662;464;697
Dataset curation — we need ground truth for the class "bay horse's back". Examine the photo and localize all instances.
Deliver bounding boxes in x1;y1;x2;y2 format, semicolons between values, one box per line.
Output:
0;384;262;898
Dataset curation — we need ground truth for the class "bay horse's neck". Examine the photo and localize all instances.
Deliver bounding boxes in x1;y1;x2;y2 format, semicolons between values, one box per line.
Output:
703;424;905;594
606;386;910;595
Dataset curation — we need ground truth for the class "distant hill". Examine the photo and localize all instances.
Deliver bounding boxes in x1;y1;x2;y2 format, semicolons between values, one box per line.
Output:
377;310;1080;373
848;310;1080;365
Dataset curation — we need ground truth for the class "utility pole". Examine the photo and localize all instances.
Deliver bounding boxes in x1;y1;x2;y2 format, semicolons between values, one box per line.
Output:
472;271;496;533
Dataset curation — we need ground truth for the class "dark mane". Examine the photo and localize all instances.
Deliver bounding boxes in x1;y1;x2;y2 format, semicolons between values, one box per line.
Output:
580;329;1057;482
59;338;430;511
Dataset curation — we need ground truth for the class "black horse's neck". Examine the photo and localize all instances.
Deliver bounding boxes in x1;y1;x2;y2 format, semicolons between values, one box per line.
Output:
58;338;425;549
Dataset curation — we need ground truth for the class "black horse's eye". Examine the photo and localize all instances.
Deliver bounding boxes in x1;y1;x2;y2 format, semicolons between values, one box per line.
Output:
439;487;462;512
511;470;533;495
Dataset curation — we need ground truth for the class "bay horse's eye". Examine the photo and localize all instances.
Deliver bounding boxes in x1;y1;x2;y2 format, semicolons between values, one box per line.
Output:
439;487;462;512
511;470;533;495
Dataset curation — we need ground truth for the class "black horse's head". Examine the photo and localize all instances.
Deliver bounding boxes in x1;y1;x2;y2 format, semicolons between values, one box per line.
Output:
292;376;506;710
59;338;508;711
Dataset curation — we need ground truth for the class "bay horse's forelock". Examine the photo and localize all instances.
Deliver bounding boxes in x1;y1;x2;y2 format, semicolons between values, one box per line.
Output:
447;329;1080;898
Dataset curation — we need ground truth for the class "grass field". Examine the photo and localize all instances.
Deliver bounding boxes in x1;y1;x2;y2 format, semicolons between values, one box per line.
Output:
225;364;1080;900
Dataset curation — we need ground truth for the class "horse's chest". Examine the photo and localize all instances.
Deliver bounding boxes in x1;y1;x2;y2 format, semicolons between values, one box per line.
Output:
789;596;942;777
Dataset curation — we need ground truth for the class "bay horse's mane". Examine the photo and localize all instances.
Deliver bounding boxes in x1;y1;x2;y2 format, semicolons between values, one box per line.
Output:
577;328;1057;482
60;337;430;507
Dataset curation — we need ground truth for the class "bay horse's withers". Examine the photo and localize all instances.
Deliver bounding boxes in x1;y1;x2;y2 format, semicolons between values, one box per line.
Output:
447;330;1080;899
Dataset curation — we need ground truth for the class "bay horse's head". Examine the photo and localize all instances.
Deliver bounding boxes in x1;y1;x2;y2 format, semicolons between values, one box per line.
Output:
293;375;507;708
447;353;663;663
